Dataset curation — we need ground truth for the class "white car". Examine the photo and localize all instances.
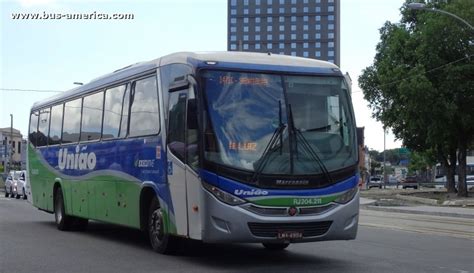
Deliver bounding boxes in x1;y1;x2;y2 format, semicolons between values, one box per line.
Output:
4;170;27;199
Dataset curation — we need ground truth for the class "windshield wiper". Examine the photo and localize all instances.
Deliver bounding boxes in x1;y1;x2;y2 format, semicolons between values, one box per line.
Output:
288;104;333;184
252;101;286;184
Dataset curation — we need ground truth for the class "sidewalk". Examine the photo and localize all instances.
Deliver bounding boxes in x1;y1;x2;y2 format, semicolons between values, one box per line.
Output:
360;197;474;219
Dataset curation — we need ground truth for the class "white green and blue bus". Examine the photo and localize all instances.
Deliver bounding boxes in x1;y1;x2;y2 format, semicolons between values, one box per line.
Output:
27;52;359;253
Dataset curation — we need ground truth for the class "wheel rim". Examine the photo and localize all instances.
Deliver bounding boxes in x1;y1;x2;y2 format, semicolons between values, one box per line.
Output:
54;195;63;224
149;209;164;246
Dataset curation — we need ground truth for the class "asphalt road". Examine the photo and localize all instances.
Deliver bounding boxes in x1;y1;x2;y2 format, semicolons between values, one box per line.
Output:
1;196;473;273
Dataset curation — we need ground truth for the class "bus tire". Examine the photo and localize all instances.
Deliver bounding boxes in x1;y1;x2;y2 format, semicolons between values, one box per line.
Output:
73;218;88;231
148;197;176;254
262;243;290;250
54;187;74;231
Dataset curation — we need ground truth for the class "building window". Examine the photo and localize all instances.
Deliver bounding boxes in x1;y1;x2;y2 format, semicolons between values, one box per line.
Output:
316;51;321;57
328;42;334;48
244;9;249;15
279;34;284;39
230;0;236;6
267;0;272;4
303;25;308;31
279;25;284;31
243;44;249;50
328;24;334;30
255;43;261;49
267;8;272;13
244;18;249;23
267;17;272;23
280;0;284;4
291;42;296;49
328;59;334;63
231;18;236;24
279;43;284;49
230;44;237;50
328;50;334;57
316;33;321;39
244;0;248;5
267;25;272;31
304;16;308;22
256;8;261;14
303;51;309;57
303;7;308;12
256;0;261;4
291;52;296;56
291;16;296;22
279;7;284;13
291;25;296;31
303;42;308;48
243;35;249;41
256;26;261;32
256;17;261;23
303;33;308;39
256;34;261;41
231;35;236;41
315;7;321;12
328;6;334;12
328;15;335;21
315;15;321;21
316;42;321;48
231;9;236;15
279;16;284;22
231;26;236;33
291;0;296;4
328;32;334;39
267;43;273;49
244;26;248;32
267;34;272;40
291;34;296;40
291;7;296;13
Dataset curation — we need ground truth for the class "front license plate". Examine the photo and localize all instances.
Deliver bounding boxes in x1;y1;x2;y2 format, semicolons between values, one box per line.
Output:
277;230;303;239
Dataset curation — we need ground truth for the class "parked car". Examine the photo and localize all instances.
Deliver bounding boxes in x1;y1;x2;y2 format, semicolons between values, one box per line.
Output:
15;171;28;200
401;175;418;189
4;171;15;197
367;176;383;189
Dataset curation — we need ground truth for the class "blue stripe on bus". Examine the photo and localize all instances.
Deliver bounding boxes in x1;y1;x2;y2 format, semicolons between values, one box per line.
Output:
199;169;358;197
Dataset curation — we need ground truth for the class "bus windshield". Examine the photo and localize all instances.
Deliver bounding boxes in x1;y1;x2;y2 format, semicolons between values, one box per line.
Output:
201;70;357;176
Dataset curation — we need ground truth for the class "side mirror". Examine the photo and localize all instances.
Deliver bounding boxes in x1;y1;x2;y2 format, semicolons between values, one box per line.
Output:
169;76;190;92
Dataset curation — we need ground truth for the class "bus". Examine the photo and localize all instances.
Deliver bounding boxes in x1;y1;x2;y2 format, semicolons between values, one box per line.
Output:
27;52;359;253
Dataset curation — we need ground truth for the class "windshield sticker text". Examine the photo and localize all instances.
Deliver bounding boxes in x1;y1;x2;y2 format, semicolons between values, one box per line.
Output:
228;141;257;151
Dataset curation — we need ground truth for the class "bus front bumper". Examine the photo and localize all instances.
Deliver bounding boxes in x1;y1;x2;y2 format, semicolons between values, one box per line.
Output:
201;189;359;243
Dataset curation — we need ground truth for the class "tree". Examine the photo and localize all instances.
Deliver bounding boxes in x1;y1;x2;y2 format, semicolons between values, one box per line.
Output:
359;0;474;196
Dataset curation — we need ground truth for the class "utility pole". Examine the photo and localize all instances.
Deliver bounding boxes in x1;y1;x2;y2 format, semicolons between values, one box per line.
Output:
9;114;13;172
383;127;386;189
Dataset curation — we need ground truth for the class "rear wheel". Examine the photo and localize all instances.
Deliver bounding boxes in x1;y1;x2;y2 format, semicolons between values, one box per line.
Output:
262;243;290;250
22;188;27;200
54;187;74;231
148;198;176;254
9;187;14;198
4;187;8;198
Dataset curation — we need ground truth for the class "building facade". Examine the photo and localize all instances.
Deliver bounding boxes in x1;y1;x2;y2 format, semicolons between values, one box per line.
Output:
227;0;340;66
0;127;23;171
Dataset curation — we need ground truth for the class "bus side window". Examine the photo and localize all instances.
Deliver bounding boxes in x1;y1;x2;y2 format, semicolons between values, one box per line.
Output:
37;108;50;147
129;76;160;137
103;84;128;139
29;111;39;147
168;92;187;161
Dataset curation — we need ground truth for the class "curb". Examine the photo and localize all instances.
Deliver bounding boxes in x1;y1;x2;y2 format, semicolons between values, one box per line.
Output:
395;194;439;205
364;205;474;219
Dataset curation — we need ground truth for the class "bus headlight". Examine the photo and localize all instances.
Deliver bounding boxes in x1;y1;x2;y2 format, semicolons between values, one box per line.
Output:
334;186;358;204
202;181;246;206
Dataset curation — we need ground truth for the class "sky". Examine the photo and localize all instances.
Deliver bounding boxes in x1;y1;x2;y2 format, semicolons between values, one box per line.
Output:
1;0;405;152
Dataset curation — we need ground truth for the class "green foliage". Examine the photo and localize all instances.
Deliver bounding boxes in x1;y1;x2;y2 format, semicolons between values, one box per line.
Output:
358;0;473;195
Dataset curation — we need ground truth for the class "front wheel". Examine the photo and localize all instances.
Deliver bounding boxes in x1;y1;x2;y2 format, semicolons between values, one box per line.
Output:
22;188;27;200
9;187;14;198
148;198;176;254
262;243;290;250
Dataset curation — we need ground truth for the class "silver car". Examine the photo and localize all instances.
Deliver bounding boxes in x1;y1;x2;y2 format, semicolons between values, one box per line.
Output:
4;171;27;199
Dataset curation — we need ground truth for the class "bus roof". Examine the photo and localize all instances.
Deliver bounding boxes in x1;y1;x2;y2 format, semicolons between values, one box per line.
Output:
31;51;340;110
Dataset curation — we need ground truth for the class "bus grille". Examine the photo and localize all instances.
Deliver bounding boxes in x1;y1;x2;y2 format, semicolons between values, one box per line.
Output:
248;221;332;238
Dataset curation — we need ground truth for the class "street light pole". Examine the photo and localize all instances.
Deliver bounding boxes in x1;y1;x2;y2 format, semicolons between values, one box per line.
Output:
10;114;13;172
383;127;387;189
407;3;474;31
